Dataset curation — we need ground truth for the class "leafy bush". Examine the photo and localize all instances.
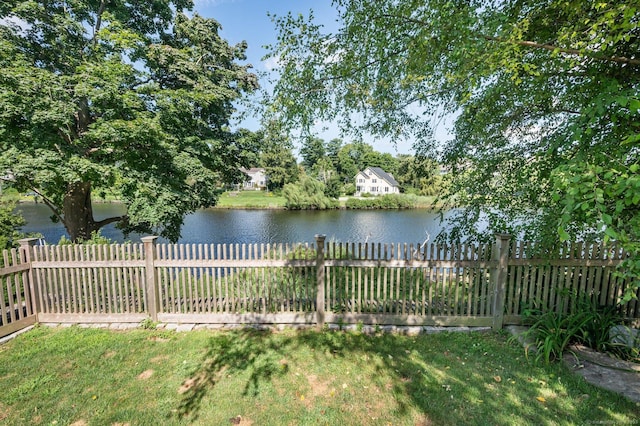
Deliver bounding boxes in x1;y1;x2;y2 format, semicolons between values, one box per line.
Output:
0;199;29;250
345;194;416;209
342;183;356;196
324;175;342;199
58;230;120;245
283;176;339;210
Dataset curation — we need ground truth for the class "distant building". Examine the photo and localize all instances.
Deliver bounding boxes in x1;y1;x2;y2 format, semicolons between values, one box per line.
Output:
240;167;267;190
355;167;400;196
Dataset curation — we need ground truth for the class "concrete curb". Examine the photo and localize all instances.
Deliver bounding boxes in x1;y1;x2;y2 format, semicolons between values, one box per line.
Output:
27;322;493;335
0;325;35;345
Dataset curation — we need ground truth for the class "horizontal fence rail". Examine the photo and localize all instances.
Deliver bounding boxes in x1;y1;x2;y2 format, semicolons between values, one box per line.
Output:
1;235;638;338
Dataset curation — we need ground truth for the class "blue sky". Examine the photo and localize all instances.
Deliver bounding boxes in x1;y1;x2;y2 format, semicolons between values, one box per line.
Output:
190;0;429;156
192;1;339;74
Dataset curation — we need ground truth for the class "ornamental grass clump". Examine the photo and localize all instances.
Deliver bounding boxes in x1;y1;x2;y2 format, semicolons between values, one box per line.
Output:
522;296;627;364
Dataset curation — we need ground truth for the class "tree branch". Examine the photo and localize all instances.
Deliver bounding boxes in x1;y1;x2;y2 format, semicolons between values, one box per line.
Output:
481;35;640;66
57;128;74;145
30;187;65;225
92;0;107;46
369;13;640;67
93;214;126;229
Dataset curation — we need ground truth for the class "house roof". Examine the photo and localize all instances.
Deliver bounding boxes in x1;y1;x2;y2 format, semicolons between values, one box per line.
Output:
359;167;399;186
240;167;265;174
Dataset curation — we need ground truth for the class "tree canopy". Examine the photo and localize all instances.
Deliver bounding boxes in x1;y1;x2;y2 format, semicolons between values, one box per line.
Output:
267;0;639;245
0;1;258;242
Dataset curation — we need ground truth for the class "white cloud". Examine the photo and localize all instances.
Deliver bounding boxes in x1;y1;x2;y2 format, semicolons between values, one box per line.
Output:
262;54;281;71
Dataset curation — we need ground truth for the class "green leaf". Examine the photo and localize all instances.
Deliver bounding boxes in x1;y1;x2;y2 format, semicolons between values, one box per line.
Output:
604;227;618;240
558;227;570;242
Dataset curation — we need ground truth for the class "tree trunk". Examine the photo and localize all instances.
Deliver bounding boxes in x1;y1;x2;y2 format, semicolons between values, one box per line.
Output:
63;182;97;242
62;182;127;242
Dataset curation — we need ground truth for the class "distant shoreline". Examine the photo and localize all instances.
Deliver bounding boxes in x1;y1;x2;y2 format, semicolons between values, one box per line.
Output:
16;192;442;210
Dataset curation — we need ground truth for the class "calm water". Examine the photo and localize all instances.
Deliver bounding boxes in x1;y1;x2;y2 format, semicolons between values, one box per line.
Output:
16;203;458;245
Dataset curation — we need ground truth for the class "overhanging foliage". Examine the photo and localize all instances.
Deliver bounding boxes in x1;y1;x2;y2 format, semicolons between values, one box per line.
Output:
267;0;640;299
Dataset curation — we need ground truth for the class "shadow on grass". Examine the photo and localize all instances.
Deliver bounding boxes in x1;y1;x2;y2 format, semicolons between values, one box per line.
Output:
175;328;639;424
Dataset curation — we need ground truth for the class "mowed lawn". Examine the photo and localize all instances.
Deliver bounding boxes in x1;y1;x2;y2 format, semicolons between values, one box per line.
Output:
0;326;638;425
216;191;286;208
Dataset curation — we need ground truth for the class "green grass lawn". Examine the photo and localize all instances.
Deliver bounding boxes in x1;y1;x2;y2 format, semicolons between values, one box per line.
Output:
216;191;287;208
0;326;637;425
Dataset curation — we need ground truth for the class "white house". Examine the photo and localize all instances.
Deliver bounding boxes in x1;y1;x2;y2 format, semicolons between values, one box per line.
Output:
240;167;268;190
355;167;400;196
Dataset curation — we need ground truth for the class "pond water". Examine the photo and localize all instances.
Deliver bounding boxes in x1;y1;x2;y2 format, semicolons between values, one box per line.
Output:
16;202;460;245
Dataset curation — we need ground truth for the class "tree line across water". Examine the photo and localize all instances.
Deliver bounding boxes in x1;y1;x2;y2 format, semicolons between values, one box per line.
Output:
233;131;446;210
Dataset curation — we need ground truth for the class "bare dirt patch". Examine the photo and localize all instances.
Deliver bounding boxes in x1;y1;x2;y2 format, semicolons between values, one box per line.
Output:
103;351;117;359
150;355;169;364
0;403;12;422
148;336;170;343
69;420;88;426
178;376;199;394
306;374;330;397
229;415;253;425
414;414;434;426
137;369;154;380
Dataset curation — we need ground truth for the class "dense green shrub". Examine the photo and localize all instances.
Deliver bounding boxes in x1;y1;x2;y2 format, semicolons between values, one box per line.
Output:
57;230;122;245
0;199;27;250
342;183;356;196
283;176;338;210
324;176;342;199
345;194;416;209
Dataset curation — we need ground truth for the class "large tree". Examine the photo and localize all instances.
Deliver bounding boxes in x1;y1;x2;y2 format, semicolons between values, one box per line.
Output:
0;1;258;242
299;136;326;170
258;123;300;191
267;1;639;253
396;154;444;196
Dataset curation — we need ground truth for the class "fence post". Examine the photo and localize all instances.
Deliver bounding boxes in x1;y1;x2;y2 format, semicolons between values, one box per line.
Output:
491;234;511;330
315;234;326;329
18;238;39;318
142;236;159;322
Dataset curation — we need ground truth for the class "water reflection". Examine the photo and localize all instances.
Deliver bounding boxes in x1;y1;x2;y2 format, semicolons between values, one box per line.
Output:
16;203;455;245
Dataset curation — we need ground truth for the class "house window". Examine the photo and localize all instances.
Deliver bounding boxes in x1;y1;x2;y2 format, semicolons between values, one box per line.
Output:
371;187;378;192
372;179;377;183
356;186;362;192
358;178;364;183
385;187;389;192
